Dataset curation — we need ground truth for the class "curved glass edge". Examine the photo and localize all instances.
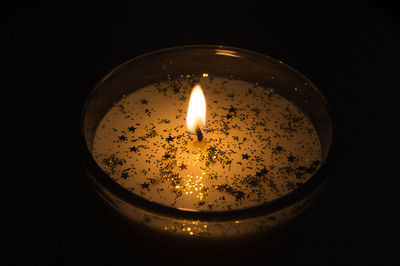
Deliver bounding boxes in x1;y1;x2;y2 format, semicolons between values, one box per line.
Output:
79;45;339;223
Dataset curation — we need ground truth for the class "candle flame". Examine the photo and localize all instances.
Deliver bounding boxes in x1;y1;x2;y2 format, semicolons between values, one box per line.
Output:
186;84;206;132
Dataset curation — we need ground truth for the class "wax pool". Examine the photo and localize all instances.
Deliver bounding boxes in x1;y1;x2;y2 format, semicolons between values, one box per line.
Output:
92;75;321;212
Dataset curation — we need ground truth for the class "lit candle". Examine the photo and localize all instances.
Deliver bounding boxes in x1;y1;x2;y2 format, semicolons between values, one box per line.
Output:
92;76;321;212
81;46;336;238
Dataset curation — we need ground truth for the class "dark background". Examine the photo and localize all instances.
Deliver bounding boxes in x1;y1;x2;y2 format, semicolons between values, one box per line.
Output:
5;1;400;265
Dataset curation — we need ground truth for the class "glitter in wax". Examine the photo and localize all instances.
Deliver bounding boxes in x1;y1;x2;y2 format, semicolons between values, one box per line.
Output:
92;75;321;211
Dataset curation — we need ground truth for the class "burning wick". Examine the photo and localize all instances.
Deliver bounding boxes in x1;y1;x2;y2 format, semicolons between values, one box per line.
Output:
187;84;206;142
195;126;203;141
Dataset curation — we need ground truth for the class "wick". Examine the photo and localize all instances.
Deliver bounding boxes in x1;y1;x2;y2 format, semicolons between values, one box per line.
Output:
195;126;203;142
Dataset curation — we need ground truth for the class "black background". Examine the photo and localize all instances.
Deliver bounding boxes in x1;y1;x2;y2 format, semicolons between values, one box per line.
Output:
5;1;400;265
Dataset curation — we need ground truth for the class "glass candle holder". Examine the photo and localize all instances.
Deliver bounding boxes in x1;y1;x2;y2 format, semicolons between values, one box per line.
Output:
80;45;338;239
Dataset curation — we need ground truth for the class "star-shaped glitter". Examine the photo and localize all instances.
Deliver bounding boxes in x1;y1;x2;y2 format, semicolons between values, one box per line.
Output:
235;191;245;200
242;154;250;160
128;126;137;133
295;172;303;179
162;152;171;159
118;135;127;141
173;86;180;94
256;167;268;177
121;172;129;179
166;136;175;143
287;155;296;162
140;99;148;105
179;96;187;101
140;182;150;190
228;105;237;113
130;146;138;152
179;163;187;170
274;145;284;153
286;182;295;189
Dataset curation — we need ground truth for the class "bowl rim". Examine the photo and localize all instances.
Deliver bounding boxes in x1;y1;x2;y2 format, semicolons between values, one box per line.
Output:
79;45;339;222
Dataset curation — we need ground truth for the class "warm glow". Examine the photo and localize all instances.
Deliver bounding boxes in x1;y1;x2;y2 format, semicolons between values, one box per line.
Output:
186;84;206;132
215;49;241;58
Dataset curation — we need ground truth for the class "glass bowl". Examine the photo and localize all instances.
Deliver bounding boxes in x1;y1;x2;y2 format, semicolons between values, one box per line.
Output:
80;45;338;239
